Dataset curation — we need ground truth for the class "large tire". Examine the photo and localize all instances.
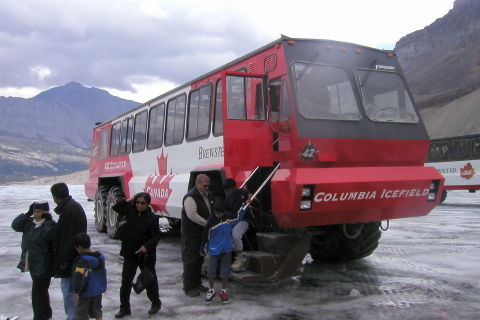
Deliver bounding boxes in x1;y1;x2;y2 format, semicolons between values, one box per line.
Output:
94;185;110;233
440;190;448;203
309;221;381;263
106;186;125;239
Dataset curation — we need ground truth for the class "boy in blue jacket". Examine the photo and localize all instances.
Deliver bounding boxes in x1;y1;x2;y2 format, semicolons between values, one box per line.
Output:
70;233;107;320
199;200;246;304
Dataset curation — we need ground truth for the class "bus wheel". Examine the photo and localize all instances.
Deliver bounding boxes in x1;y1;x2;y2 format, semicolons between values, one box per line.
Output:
94;185;110;233
167;217;181;230
106;186;125;239
309;222;381;263
440;190;447;203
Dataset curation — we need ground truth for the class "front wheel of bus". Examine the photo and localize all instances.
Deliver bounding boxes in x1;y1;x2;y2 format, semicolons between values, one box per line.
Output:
106;186;125;239
94;185;110;233
309;221;381;263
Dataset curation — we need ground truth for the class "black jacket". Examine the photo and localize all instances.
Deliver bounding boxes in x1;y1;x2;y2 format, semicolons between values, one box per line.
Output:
112;199;161;260
52;196;87;278
181;187;214;239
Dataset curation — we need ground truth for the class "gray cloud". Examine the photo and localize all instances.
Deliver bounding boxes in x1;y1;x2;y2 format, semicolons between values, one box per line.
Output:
0;1;272;93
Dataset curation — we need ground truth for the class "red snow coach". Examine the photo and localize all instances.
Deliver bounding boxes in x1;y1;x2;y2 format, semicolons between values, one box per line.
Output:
85;36;444;282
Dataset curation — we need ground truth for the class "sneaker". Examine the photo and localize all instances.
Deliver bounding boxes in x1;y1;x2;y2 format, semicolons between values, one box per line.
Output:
232;256;246;272
220;291;230;304
204;289;216;304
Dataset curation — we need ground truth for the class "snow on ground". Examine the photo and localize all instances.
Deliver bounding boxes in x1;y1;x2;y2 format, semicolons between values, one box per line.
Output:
1;185;480;319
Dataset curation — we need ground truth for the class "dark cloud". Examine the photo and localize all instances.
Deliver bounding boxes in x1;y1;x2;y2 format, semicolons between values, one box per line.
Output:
0;1;273;93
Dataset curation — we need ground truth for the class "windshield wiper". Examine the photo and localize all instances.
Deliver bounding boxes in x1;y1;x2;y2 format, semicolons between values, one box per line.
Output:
296;51;321;81
359;58;378;87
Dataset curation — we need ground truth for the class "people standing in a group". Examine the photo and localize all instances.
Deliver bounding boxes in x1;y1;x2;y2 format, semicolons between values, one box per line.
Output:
71;233;107;320
51;182;88;320
112;192;161;318
181;174;214;297
12;201;56;320
200;200;246;304
223;178;254;272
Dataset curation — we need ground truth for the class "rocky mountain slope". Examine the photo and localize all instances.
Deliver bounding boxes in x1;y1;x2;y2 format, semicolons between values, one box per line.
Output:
395;0;480;138
0;82;138;149
0;82;139;183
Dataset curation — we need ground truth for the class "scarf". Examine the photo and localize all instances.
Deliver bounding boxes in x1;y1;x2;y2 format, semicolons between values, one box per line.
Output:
33;218;45;228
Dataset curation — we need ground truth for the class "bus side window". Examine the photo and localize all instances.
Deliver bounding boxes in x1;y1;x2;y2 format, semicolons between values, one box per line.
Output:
187;84;211;140
99;128;110;160
227;75;246;120
110;122;121;157
473;138;480;159
269;79;281;122
461;139;471;160
165;94;186;146
213;79;223;135
147;103;165;149
120;117;133;155
132;110;148;153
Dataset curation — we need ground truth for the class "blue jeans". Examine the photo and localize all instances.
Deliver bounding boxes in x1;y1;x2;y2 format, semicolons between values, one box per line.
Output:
61;277;77;320
207;252;232;279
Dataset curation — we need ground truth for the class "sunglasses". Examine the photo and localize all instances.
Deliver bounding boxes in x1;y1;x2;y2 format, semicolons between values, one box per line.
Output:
136;201;147;205
202;184;210;188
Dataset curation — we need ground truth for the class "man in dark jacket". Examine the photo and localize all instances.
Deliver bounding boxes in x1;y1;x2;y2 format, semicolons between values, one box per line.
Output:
51;182;87;320
181;174;214;297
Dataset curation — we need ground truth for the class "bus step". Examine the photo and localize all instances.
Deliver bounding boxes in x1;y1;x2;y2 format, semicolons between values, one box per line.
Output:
241;251;282;277
256;232;295;255
230;270;265;282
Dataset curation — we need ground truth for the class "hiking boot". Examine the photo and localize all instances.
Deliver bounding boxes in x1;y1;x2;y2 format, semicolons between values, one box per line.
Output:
220;291;230;304
232;256;246;272
114;309;131;318
148;303;161;315
185;288;200;297
204;289;216;304
197;284;209;292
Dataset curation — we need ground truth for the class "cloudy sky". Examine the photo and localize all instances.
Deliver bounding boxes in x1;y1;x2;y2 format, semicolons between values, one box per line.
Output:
0;0;454;103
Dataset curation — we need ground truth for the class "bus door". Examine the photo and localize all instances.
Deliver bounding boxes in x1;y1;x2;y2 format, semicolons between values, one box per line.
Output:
221;70;273;168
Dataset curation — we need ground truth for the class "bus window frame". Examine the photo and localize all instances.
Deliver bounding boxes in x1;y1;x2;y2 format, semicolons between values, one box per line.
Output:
119;116;134;155
164;93;187;147
146;102;166;150
132;109;148;153
109;121;122;158
293;61;361;121
213;78;223;137
281;78;292;122
186;83;213;142
222;70;267;122
354;68;418;123
99;127;110;160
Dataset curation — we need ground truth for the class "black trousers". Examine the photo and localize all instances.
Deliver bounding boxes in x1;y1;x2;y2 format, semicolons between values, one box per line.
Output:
119;254;161;311
181;236;204;292
31;275;52;320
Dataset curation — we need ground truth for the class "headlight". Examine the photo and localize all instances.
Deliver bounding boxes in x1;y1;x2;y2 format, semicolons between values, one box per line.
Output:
300;200;312;210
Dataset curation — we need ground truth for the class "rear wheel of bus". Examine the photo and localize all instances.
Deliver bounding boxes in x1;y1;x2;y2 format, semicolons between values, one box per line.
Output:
94;185;110;233
106;186;125;239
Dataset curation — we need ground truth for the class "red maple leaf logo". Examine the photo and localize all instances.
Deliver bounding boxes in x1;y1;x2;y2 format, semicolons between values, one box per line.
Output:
144;149;176;215
460;162;476;180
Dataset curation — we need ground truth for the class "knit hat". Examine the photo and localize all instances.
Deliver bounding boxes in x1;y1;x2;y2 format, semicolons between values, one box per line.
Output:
33;201;49;212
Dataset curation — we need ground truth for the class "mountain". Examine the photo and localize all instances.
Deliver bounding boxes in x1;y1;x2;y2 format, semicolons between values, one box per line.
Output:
395;0;480;138
0;82;139;183
0;82;139;149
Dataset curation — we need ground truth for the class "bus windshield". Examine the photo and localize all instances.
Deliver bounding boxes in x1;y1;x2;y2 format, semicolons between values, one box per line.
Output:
293;62;360;121
354;69;419;123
